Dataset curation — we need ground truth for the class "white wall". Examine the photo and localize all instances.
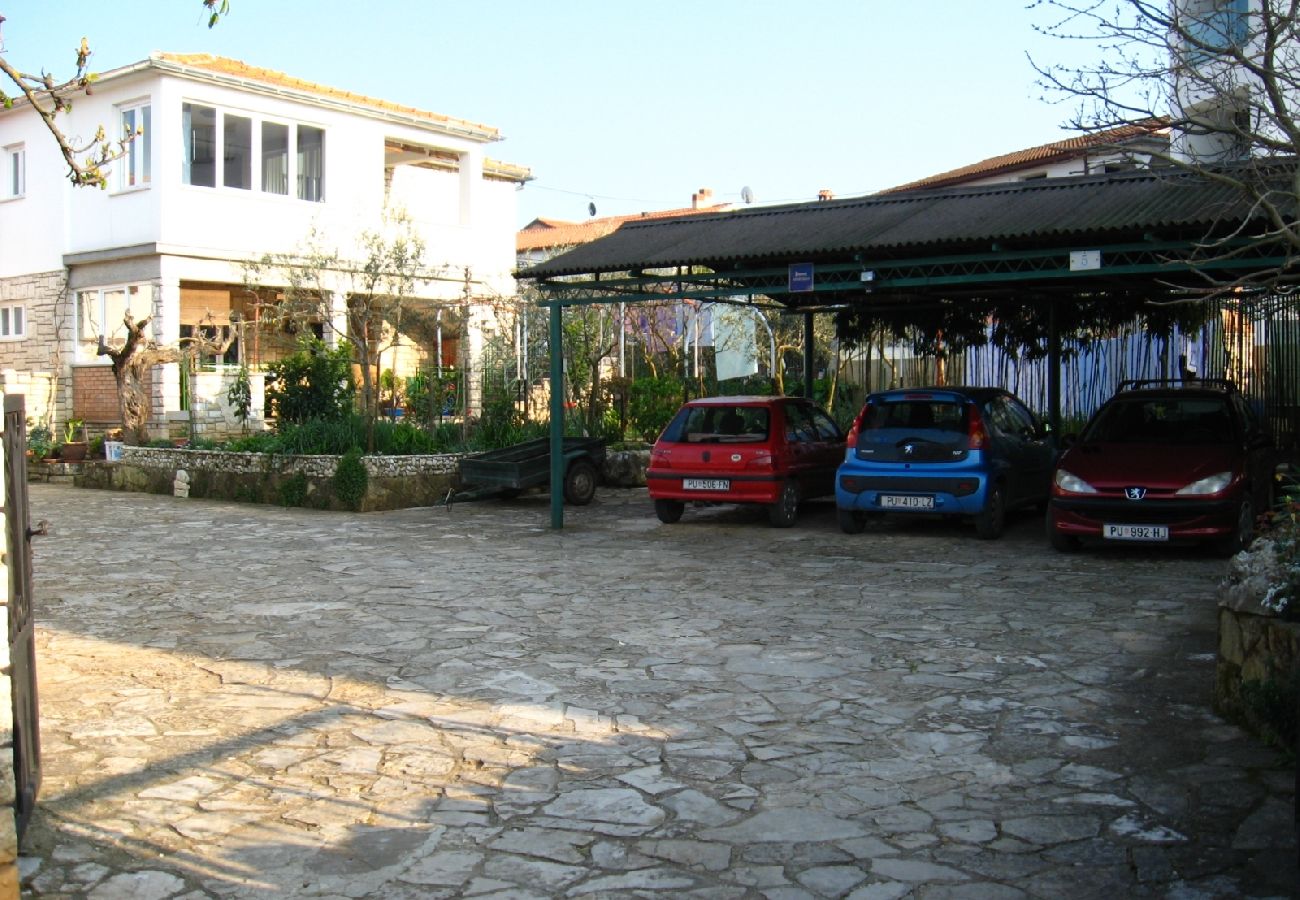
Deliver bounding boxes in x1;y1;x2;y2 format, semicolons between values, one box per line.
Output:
1;61;522;299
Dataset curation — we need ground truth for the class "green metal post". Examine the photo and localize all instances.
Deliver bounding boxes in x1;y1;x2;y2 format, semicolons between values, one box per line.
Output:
803;311;815;398
1048;297;1062;438
549;301;565;529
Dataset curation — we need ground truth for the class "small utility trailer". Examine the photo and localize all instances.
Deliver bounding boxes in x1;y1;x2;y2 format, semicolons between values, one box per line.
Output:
453;437;605;506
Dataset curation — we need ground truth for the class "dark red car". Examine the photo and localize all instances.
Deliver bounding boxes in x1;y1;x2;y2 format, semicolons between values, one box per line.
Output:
647;396;845;527
1048;379;1276;555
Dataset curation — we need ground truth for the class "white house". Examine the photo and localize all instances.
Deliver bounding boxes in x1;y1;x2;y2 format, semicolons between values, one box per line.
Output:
0;52;530;438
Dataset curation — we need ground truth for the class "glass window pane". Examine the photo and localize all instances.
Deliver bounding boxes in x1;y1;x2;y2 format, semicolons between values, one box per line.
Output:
262;122;289;194
183;103;216;187
78;292;99;344
103;290;129;340
13;306;23;336
297;125;324;202
223;114;252;190
127;285;153;324
1;308;11;337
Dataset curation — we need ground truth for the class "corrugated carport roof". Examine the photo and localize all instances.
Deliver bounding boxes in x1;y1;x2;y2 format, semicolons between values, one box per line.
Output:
519;165;1281;280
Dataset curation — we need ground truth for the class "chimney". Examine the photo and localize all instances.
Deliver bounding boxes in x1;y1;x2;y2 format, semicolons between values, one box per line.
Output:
818;189;834;202
692;187;713;210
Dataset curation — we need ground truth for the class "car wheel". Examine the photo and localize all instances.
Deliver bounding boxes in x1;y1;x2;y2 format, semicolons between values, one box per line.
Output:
1214;497;1254;557
768;481;799;528
1048;520;1080;552
974;484;1006;540
563;459;598;506
838;508;866;534
654;499;684;524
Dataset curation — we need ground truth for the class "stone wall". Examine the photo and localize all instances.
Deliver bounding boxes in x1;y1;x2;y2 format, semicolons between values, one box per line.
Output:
74;447;464;512
0;270;66;428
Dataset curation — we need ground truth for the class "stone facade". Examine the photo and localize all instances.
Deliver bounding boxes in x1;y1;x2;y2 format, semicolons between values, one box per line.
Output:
0;271;67;430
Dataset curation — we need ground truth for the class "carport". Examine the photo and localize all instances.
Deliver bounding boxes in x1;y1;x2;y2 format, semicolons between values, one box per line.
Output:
517;165;1299;527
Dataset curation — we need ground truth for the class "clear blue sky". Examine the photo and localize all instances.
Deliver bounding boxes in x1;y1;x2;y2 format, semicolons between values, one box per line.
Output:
0;1;1099;226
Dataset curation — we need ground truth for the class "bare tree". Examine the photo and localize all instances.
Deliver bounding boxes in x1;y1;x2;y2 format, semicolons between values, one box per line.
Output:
1030;0;1300;283
97;314;177;445
0;1;228;187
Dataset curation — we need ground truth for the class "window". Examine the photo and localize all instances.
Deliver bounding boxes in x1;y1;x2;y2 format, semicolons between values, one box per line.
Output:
118;102;151;189
0;304;25;339
183;103;217;187
262;121;289;194
2;144;24;200
77;285;154;355
298;124;324;202
223;114;252;190
184;104;323;201
1185;0;1249;56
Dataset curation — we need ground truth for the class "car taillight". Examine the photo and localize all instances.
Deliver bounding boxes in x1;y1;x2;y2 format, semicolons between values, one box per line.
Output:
845;405;869;447
967;404;988;450
748;453;775;470
651;447;671;466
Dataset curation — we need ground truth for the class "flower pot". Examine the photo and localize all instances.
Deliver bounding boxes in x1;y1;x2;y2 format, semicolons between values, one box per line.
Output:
59;441;88;462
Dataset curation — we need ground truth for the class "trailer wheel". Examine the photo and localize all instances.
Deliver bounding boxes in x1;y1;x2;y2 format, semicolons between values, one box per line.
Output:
563;459;598;506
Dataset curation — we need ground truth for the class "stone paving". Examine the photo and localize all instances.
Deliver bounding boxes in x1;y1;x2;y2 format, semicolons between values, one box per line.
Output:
16;483;1299;899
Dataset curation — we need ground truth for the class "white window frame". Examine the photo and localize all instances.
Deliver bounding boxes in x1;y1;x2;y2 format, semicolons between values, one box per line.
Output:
115;100;152;192
2;143;25;200
76;285;155;361
183;101;325;202
0;303;26;340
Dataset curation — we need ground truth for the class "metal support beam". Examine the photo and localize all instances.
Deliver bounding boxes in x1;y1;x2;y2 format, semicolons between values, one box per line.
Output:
803;311;815;398
1047;298;1061;439
549;302;565;529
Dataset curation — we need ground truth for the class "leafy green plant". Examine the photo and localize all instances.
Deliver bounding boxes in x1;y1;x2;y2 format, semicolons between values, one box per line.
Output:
227;364;253;430
26;422;53;458
63;417;85;443
628;376;685;442
265;338;355;425
333;447;368;511
404;369;459;427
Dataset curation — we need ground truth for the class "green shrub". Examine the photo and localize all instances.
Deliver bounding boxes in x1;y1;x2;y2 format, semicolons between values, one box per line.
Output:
404;369;459;427
628;376;684;442
278;473;309;507
265;337;355;424
223;432;284;454
334;447;368;511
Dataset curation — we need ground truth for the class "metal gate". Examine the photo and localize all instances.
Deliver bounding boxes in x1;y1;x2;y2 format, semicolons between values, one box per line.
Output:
3;395;40;838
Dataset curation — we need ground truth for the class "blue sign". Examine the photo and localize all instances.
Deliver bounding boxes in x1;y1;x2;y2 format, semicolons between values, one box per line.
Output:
788;262;814;293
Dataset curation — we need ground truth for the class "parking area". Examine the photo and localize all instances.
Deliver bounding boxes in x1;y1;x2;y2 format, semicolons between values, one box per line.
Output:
18;483;1299;898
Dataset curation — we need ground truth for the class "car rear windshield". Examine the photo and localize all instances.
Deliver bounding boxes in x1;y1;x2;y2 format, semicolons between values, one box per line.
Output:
661;405;771;444
862;399;968;436
1083;396;1234;444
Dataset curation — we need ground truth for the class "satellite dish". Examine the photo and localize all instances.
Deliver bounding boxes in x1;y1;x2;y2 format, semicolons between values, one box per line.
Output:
741;185;754;204
588;201;597;217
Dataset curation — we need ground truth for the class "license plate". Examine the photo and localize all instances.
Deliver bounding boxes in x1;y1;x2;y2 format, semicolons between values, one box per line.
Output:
1104;524;1169;541
880;494;935;510
683;478;729;491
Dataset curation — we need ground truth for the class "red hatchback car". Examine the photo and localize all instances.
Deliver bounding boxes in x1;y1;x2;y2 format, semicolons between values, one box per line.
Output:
647;396;845;527
1048;379;1276;555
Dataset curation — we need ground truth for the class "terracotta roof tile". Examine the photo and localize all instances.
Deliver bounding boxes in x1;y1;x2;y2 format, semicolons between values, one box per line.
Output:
882;120;1170;193
154;52;499;140
517;204;732;252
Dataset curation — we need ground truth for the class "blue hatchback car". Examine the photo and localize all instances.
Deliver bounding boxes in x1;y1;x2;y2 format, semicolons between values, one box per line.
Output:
835;387;1055;539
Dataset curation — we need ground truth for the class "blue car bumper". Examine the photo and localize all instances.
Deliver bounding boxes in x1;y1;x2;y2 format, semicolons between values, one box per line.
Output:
835;462;991;516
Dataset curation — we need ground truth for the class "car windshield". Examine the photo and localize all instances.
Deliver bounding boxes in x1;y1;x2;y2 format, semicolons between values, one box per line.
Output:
1083;396;1234;444
662;405;771;444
